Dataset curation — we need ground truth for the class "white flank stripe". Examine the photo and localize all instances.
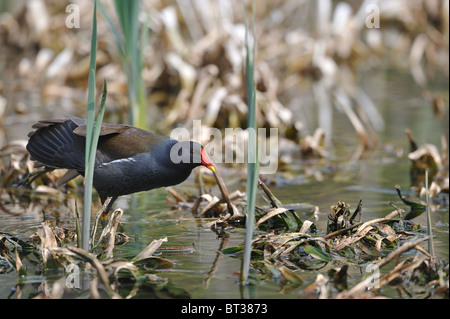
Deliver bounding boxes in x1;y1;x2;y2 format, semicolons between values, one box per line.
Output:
98;157;137;168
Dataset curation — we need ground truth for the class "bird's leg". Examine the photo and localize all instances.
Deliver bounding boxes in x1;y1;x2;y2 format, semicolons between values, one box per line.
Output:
101;196;117;227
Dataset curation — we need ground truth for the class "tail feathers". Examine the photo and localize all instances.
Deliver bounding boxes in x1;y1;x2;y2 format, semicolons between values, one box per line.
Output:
26;119;85;170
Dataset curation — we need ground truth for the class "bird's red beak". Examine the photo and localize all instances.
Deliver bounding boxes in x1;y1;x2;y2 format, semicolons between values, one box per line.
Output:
201;148;215;172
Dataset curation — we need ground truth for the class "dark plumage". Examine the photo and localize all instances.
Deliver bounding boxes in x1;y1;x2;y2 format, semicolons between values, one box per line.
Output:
26;116;215;215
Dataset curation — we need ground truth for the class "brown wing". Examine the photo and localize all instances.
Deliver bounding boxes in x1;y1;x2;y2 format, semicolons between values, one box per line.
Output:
96;126;168;161
27;118;68;137
27;115;169;171
67;116;168;161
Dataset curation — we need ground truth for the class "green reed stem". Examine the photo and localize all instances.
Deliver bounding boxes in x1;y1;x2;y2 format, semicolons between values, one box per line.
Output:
425;170;435;257
82;0;107;252
98;0;147;129
240;0;258;285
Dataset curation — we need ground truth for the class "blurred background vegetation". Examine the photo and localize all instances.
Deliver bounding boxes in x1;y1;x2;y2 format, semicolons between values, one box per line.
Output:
1;0;447;145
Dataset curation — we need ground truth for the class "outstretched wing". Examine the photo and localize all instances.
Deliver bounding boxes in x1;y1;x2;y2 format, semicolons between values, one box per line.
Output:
26;116;170;185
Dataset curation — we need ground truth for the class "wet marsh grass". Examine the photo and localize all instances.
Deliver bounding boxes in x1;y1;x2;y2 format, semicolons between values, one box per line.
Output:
1;174;447;299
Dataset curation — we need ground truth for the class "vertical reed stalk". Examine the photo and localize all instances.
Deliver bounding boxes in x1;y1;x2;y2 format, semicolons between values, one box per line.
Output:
240;0;258;285
98;0;147;129
425;170;435;257
82;0;107;252
81;0;98;252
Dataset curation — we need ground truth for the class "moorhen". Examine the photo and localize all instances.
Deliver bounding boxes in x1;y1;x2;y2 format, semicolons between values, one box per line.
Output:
26;116;215;216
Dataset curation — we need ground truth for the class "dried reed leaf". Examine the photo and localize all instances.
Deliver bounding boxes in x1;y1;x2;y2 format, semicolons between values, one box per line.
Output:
279;265;303;284
378;224;397;242
103;208;124;259
255;207;290;228
337;236;430;298
355;210;399;235
132;237;168;263
15;246;27;277
65;245;121;299
334;235;364;251
213;167;243;217
37;221;58;264
166;187;186;203
303;244;332;262
408;144;442;168
299;220;314;234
